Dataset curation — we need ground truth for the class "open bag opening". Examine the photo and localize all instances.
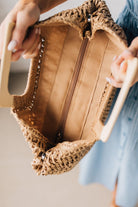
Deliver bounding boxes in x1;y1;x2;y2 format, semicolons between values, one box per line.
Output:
1;0;137;176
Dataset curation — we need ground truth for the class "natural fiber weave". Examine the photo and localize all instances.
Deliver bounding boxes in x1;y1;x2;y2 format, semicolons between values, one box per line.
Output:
11;0;127;176
39;0;127;41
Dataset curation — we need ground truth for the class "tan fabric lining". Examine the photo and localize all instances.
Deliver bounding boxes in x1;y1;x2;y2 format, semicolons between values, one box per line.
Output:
82;32;126;140
41;26;70;141
41;27;82;142
80;32;110;141
64;30;109;141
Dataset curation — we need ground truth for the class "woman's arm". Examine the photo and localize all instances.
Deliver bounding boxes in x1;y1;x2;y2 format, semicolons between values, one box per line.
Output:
22;0;66;13
0;0;66;61
107;36;138;88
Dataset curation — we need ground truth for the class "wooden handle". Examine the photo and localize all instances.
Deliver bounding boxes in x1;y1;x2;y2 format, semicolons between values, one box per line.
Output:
0;22;15;107
100;58;138;142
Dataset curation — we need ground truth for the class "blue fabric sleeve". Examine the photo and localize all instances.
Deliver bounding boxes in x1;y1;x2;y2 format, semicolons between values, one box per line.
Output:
116;0;138;45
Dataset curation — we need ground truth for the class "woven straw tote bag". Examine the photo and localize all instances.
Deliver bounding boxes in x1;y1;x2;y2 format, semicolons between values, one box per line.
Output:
0;0;138;176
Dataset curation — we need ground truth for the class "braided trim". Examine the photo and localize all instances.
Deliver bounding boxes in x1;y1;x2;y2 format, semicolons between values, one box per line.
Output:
38;0;127;44
32;139;95;175
12;110;95;176
12;110;96;175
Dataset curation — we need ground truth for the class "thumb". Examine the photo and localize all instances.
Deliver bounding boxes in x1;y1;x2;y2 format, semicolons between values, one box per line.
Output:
106;76;123;88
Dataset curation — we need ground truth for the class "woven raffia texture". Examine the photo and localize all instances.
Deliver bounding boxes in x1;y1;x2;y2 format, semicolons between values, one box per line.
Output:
12;114;95;175
40;0;127;43
12;0;127;176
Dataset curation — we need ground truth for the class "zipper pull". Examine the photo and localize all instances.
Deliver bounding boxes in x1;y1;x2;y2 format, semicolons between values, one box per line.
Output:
83;14;92;38
88;14;91;22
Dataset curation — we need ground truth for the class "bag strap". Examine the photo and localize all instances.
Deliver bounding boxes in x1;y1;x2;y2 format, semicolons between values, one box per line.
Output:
100;58;138;142
0;22;14;107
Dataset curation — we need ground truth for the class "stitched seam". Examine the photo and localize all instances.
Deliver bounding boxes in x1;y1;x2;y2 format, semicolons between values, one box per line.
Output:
80;38;109;139
42;26;70;132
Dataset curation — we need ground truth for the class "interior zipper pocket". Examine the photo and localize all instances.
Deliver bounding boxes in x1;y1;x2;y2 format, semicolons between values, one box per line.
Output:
56;37;89;142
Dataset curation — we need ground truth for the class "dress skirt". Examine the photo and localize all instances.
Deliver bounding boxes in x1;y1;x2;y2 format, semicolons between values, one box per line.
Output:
79;1;138;206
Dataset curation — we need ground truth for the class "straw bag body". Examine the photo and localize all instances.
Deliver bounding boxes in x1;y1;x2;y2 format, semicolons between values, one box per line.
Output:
12;0;128;175
2;0;136;176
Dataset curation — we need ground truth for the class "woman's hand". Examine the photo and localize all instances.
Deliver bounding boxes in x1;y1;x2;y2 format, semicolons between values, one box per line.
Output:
0;0;41;61
107;37;138;88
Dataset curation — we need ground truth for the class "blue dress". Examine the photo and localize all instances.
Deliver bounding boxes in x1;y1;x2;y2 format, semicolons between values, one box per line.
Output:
79;1;138;207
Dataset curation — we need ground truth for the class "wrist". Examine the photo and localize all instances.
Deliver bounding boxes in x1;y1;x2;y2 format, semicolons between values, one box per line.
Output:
16;0;40;12
17;0;67;14
17;0;47;13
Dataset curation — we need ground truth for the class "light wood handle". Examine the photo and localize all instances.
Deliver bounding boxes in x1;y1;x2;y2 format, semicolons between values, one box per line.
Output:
100;58;138;142
0;22;15;107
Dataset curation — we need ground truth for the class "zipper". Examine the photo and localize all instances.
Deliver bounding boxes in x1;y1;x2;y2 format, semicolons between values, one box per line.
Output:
56;37;89;142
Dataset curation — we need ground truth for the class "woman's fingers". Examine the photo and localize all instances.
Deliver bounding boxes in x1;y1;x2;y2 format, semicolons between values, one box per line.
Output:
111;52;131;84
120;61;128;73
8;2;40;51
115;55;124;65
10;27;41;61
22;27;40;50
120;49;134;60
106;76;123;88
109;37;138;88
22;27;40;55
23;43;40;59
22;27;41;59
0;1;40;61
12;49;24;61
108;52;137;88
111;60;126;83
109;56;128;88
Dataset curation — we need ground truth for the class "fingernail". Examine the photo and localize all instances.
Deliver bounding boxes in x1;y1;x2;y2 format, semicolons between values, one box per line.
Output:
106;77;111;84
118;55;122;59
113;55;117;61
120;61;126;70
8;40;18;51
120;61;124;69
